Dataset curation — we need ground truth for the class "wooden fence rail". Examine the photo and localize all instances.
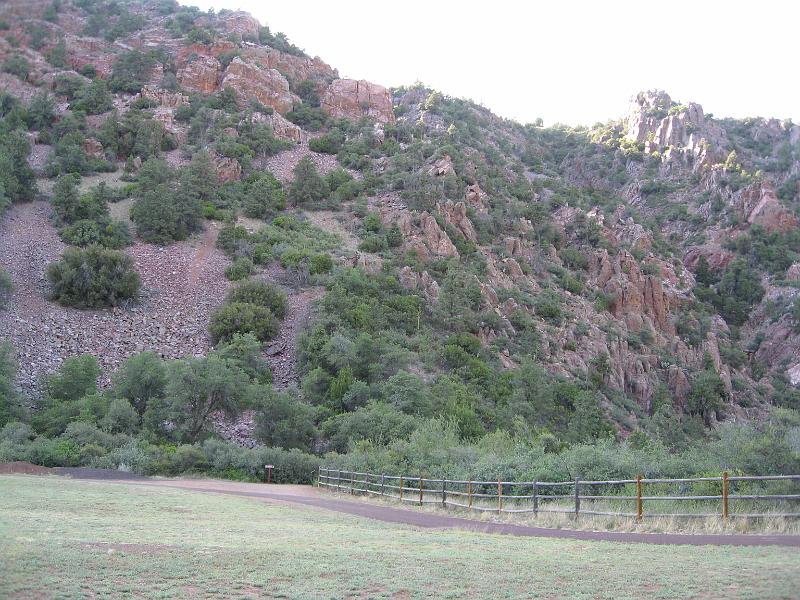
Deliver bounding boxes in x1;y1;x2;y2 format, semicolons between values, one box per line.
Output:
316;468;800;520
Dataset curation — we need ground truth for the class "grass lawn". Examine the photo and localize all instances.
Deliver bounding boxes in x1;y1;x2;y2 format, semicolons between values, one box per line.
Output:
1;475;799;599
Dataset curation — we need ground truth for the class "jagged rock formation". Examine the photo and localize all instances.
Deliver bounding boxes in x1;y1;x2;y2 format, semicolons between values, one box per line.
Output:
321;79;395;124
221;57;298;113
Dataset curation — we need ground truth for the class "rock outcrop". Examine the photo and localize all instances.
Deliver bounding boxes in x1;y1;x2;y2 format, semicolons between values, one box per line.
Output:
737;180;798;233
247;111;303;143
625;90;727;169
398;266;440;302
321;79;394;124
437;200;477;242
590;250;674;334
135;85;189;108
209;150;242;183
177;55;221;94
221;57;298;113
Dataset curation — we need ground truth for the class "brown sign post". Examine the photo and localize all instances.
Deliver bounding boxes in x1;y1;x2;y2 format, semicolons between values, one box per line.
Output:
265;464;274;484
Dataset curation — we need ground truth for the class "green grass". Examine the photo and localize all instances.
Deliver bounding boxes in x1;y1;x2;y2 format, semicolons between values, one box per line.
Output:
1;476;799;599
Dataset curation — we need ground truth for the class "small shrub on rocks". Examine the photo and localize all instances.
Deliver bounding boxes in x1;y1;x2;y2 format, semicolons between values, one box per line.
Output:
209;302;279;344
47;246;140;308
226;280;288;319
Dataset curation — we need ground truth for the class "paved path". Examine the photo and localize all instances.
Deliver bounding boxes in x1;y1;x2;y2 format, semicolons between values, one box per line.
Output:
72;476;800;547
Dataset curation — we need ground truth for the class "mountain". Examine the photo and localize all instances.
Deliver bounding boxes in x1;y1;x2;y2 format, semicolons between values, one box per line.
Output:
0;0;799;470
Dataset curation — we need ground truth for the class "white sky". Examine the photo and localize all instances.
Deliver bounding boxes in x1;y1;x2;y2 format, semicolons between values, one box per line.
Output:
186;0;799;126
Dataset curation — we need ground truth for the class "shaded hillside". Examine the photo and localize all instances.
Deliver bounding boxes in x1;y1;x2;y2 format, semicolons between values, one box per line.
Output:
0;0;799;478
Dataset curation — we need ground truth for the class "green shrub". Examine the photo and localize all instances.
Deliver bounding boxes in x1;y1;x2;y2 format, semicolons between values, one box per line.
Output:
112;351;167;415
3;56;30;80
309;129;344;154
60;218;132;249
223;256;254;280
47;246;140;308
209;302;279;344
309;253;333;274
131;184;203;244
226;280;287;318
0;270;12;309
288;156;329;205
71;80;113;115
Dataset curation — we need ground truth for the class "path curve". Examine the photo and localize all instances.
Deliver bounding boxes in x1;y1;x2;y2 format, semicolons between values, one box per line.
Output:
70;475;800;547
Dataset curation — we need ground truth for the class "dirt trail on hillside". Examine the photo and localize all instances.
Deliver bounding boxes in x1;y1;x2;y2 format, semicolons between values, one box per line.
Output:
53;474;800;547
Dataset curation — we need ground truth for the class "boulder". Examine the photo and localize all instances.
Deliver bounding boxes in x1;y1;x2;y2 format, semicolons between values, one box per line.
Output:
135;85;189;108
247;111;303;143
177;55;220;94
240;46;337;88
426;155;455;177
349;252;383;274
737;180;798;233
221;57;298;113
209;150;241;183
83;137;104;159
320;79;394;124
465;183;489;212
418;211;458;259
437;200;477;242
398;266;440;302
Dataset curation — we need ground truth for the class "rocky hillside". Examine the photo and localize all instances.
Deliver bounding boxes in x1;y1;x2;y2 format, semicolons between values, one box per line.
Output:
1;0;799;450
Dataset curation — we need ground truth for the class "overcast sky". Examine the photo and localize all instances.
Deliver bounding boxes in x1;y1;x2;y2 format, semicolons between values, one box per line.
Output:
186;0;799;126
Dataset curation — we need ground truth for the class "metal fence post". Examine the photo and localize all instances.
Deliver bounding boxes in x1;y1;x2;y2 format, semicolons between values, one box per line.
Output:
636;474;643;523
723;471;729;520
574;478;580;519
532;481;538;516
441;479;447;507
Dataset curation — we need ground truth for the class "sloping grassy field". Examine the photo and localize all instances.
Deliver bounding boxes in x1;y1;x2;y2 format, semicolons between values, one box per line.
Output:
1;475;799;599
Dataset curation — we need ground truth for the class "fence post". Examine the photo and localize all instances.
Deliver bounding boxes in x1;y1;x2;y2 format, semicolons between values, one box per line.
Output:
498;480;503;513
636;474;643;523
380;473;385;497
350;471;354;495
337;469;341;492
574;478;580;519
442;479;447;507
722;471;729;520
419;476;423;506
317;466;320;488
533;481;538;516
399;475;404;502
468;479;473;509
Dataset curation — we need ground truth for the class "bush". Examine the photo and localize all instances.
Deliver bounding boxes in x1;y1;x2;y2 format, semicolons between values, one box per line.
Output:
309;253;333;275
131;184;203;244
43;354;100;403
253;386;317;450
309;129;344;154
226;280;288;318
47;246;140;308
209;302;279;344
0;270;12;309
3;56;30;80
240;172;285;219
288;157;329;205
224;257;255;281
112;351;167;415
71;80;113;115
60;218;132;249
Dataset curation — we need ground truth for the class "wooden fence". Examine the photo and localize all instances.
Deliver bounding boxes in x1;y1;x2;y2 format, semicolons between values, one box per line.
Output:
317;469;800;520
